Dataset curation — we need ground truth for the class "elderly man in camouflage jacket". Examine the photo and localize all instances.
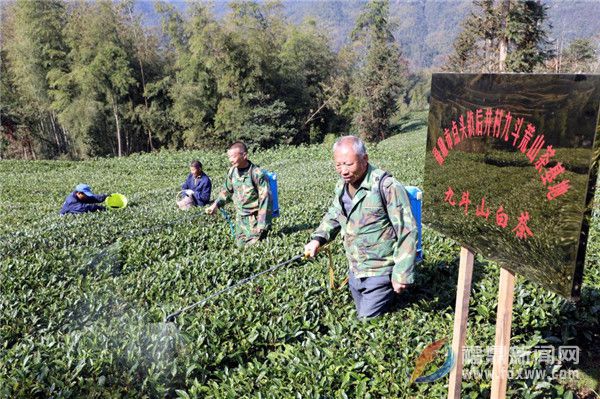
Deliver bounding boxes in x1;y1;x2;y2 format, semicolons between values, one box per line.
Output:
206;141;272;246
304;136;417;318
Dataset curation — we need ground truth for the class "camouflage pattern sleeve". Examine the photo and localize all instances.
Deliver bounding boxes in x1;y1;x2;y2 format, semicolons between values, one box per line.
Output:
310;181;343;244
255;169;272;231
214;169;233;208
383;177;418;285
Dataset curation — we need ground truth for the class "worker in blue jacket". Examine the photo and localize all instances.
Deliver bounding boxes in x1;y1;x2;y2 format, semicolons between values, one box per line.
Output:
60;184;108;215
180;160;212;208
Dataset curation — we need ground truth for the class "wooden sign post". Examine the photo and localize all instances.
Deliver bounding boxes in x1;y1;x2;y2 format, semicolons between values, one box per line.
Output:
448;247;475;399
447;260;516;399
490;268;516;399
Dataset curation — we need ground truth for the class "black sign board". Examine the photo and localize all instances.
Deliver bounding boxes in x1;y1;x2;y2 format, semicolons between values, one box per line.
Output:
423;73;600;298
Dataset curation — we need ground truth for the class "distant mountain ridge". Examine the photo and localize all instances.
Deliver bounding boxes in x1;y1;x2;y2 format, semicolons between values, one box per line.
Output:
136;0;600;70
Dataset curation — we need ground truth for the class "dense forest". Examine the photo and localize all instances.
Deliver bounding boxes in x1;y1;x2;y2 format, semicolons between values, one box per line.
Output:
1;0;598;160
136;0;600;69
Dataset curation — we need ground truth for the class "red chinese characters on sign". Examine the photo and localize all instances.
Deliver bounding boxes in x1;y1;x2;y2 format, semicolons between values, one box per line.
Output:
451;120;461;145
459;115;467;140
501;112;512;141
496;205;509;228
475;197;490;220
444;187;456;205
541;163;565;185
547;180;571;201
442;186;534;240
492;109;504;138
511;117;525;146
512;212;534;239
444;128;453;150
475;109;484;136
484;108;493;136
517;124;535;153
534;145;555;171
433;148;445;166
527;135;545;162
431;108;571;201
459;192;471;215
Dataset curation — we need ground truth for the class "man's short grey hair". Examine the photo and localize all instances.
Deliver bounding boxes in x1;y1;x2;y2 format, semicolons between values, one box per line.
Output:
332;135;368;156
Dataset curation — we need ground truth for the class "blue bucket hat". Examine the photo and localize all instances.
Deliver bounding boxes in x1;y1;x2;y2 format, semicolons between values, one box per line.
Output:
75;183;95;197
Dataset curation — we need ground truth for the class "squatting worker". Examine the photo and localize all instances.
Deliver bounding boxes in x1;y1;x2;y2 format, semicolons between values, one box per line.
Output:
304;136;417;318
60;183;108;215
205;141;272;246
178;160;212;210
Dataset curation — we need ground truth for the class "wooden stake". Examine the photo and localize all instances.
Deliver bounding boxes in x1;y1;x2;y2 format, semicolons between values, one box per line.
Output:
491;267;516;399
448;247;475;399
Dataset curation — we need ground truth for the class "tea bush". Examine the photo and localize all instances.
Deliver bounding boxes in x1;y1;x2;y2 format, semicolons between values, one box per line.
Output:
0;125;598;398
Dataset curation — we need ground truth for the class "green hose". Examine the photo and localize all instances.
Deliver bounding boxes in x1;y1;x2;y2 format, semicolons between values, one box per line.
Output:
219;208;236;238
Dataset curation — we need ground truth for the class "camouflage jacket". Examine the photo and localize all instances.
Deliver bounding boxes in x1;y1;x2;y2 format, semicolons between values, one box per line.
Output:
215;162;272;231
311;164;417;285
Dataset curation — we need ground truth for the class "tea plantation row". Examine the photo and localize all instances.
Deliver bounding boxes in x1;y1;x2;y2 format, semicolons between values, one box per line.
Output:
0;126;598;398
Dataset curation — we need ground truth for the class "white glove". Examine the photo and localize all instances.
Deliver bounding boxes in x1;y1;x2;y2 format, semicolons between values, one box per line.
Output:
185;190;194;196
